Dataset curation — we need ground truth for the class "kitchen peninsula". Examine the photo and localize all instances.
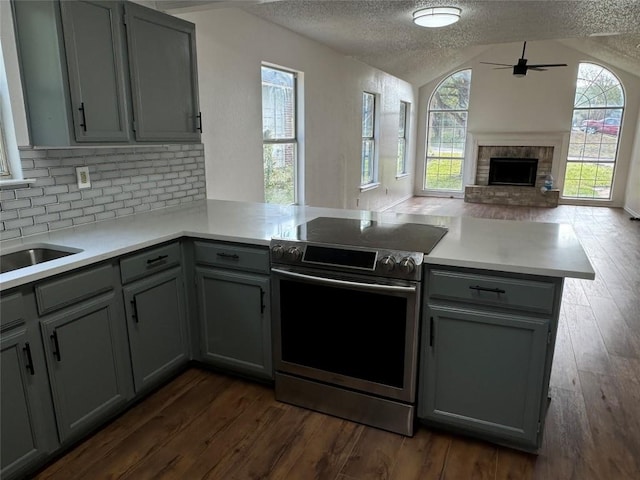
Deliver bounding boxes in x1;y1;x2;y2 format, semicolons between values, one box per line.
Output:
0;199;595;479
0;199;595;289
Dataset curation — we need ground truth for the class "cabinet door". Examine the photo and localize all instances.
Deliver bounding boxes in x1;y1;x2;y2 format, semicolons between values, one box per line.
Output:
419;305;549;448
1;329;57;480
123;267;188;393
124;2;200;142
40;293;133;444
196;268;272;380
60;0;130;142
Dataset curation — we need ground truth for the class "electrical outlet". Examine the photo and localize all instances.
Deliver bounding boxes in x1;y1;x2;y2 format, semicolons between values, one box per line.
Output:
76;166;91;189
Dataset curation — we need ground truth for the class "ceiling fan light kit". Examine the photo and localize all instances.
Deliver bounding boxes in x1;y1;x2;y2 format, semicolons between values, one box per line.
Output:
413;6;461;28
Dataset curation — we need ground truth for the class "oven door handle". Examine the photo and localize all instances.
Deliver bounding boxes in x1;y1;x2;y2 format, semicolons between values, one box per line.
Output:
271;268;417;293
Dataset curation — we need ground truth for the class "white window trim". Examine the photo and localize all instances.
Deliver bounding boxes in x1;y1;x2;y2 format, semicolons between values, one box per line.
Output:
261;63;301;205
360;91;379;188
397;100;409;177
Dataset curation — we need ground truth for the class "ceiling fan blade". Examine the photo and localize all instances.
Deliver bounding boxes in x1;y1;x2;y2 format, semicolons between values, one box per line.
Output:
480;62;513;67
527;63;568;68
528;68;548;71
493;66;513;70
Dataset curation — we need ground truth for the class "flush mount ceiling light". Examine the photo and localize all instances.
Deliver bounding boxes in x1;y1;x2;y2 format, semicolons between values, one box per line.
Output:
413;6;461;28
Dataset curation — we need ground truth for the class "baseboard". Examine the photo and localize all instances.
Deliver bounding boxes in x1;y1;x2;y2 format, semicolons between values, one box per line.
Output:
379;194;413;211
624;205;640;219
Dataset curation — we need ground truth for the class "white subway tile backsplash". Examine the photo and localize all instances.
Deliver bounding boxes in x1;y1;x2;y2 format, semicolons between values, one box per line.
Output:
1;144;206;238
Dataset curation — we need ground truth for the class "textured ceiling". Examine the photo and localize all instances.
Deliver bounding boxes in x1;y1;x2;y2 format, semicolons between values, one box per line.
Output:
159;0;640;85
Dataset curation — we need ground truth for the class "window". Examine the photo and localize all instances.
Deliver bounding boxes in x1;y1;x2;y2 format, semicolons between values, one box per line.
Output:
425;69;472;191
397;101;409;176
261;65;297;205
0;117;9;177
563;63;624;200
361;92;377;187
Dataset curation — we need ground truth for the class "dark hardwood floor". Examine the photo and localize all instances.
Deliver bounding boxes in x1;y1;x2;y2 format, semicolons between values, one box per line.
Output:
34;198;640;480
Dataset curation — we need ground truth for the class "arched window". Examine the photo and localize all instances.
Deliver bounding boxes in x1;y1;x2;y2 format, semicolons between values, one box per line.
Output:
563;63;624;199
424;69;472;191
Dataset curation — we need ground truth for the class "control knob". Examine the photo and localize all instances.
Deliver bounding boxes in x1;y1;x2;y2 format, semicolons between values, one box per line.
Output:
379;255;396;273
271;244;285;260
286;246;303;261
398;257;416;274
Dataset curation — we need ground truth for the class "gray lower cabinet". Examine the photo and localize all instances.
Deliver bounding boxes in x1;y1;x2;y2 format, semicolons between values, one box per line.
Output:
194;242;272;380
418;266;562;451
1;291;58;480
122;267;188;393
37;264;134;444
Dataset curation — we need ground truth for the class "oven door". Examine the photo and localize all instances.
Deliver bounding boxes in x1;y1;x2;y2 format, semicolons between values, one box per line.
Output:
271;265;421;403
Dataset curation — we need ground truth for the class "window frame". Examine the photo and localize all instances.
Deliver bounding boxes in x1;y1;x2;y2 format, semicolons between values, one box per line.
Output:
360;91;379;189
397;101;409;177
562;62;624;201
261;64;298;205
0;118;10;177
424;69;472;193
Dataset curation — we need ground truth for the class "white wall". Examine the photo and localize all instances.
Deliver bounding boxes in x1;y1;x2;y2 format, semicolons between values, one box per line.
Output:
177;8;417;210
625;103;640;216
415;40;640;207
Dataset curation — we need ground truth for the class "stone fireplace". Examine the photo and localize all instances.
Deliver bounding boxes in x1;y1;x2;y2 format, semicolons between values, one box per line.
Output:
464;133;565;208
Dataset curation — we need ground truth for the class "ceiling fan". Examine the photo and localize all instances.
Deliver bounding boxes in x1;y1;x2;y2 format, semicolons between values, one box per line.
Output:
480;42;567;77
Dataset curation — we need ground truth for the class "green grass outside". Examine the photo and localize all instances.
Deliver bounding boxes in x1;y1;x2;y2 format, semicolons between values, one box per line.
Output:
562;162;614;198
425;156;463;190
424;154;614;199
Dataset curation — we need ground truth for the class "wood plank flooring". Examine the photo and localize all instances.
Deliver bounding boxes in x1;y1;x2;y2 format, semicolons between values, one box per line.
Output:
34;198;640;480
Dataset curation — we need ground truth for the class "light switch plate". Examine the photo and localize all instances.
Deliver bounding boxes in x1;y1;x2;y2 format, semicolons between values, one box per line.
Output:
76;166;91;189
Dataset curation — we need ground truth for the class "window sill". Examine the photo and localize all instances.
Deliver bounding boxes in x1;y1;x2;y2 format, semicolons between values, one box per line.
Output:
359;182;380;193
0;178;36;189
395;173;410;180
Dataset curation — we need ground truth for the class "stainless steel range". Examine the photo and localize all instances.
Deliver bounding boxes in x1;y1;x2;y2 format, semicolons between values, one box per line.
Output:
270;216;447;436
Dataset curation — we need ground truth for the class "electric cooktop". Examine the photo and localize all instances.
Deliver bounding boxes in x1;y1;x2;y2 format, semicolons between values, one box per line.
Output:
278;217;448;255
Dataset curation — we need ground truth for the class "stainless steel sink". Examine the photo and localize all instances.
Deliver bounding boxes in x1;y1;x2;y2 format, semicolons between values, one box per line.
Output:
1;244;83;274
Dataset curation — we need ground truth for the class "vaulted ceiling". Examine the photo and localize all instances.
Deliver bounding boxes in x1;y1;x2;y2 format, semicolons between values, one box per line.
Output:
158;0;640;86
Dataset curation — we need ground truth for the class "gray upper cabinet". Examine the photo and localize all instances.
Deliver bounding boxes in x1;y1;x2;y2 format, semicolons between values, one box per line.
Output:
124;2;200;142
59;0;131;142
12;0;200;146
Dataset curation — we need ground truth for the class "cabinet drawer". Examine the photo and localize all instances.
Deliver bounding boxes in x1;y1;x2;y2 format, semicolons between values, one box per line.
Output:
194;242;269;274
428;270;555;314
0;291;26;330
120;243;181;284
35;264;115;315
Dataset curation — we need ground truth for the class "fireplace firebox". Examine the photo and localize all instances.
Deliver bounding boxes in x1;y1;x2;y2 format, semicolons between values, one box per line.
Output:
488;158;538;187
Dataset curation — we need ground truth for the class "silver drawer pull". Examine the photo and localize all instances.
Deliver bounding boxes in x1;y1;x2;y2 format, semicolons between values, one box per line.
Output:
469;285;506;294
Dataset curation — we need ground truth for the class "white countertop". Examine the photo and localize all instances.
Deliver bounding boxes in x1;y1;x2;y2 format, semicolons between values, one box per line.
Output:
0;199;595;291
